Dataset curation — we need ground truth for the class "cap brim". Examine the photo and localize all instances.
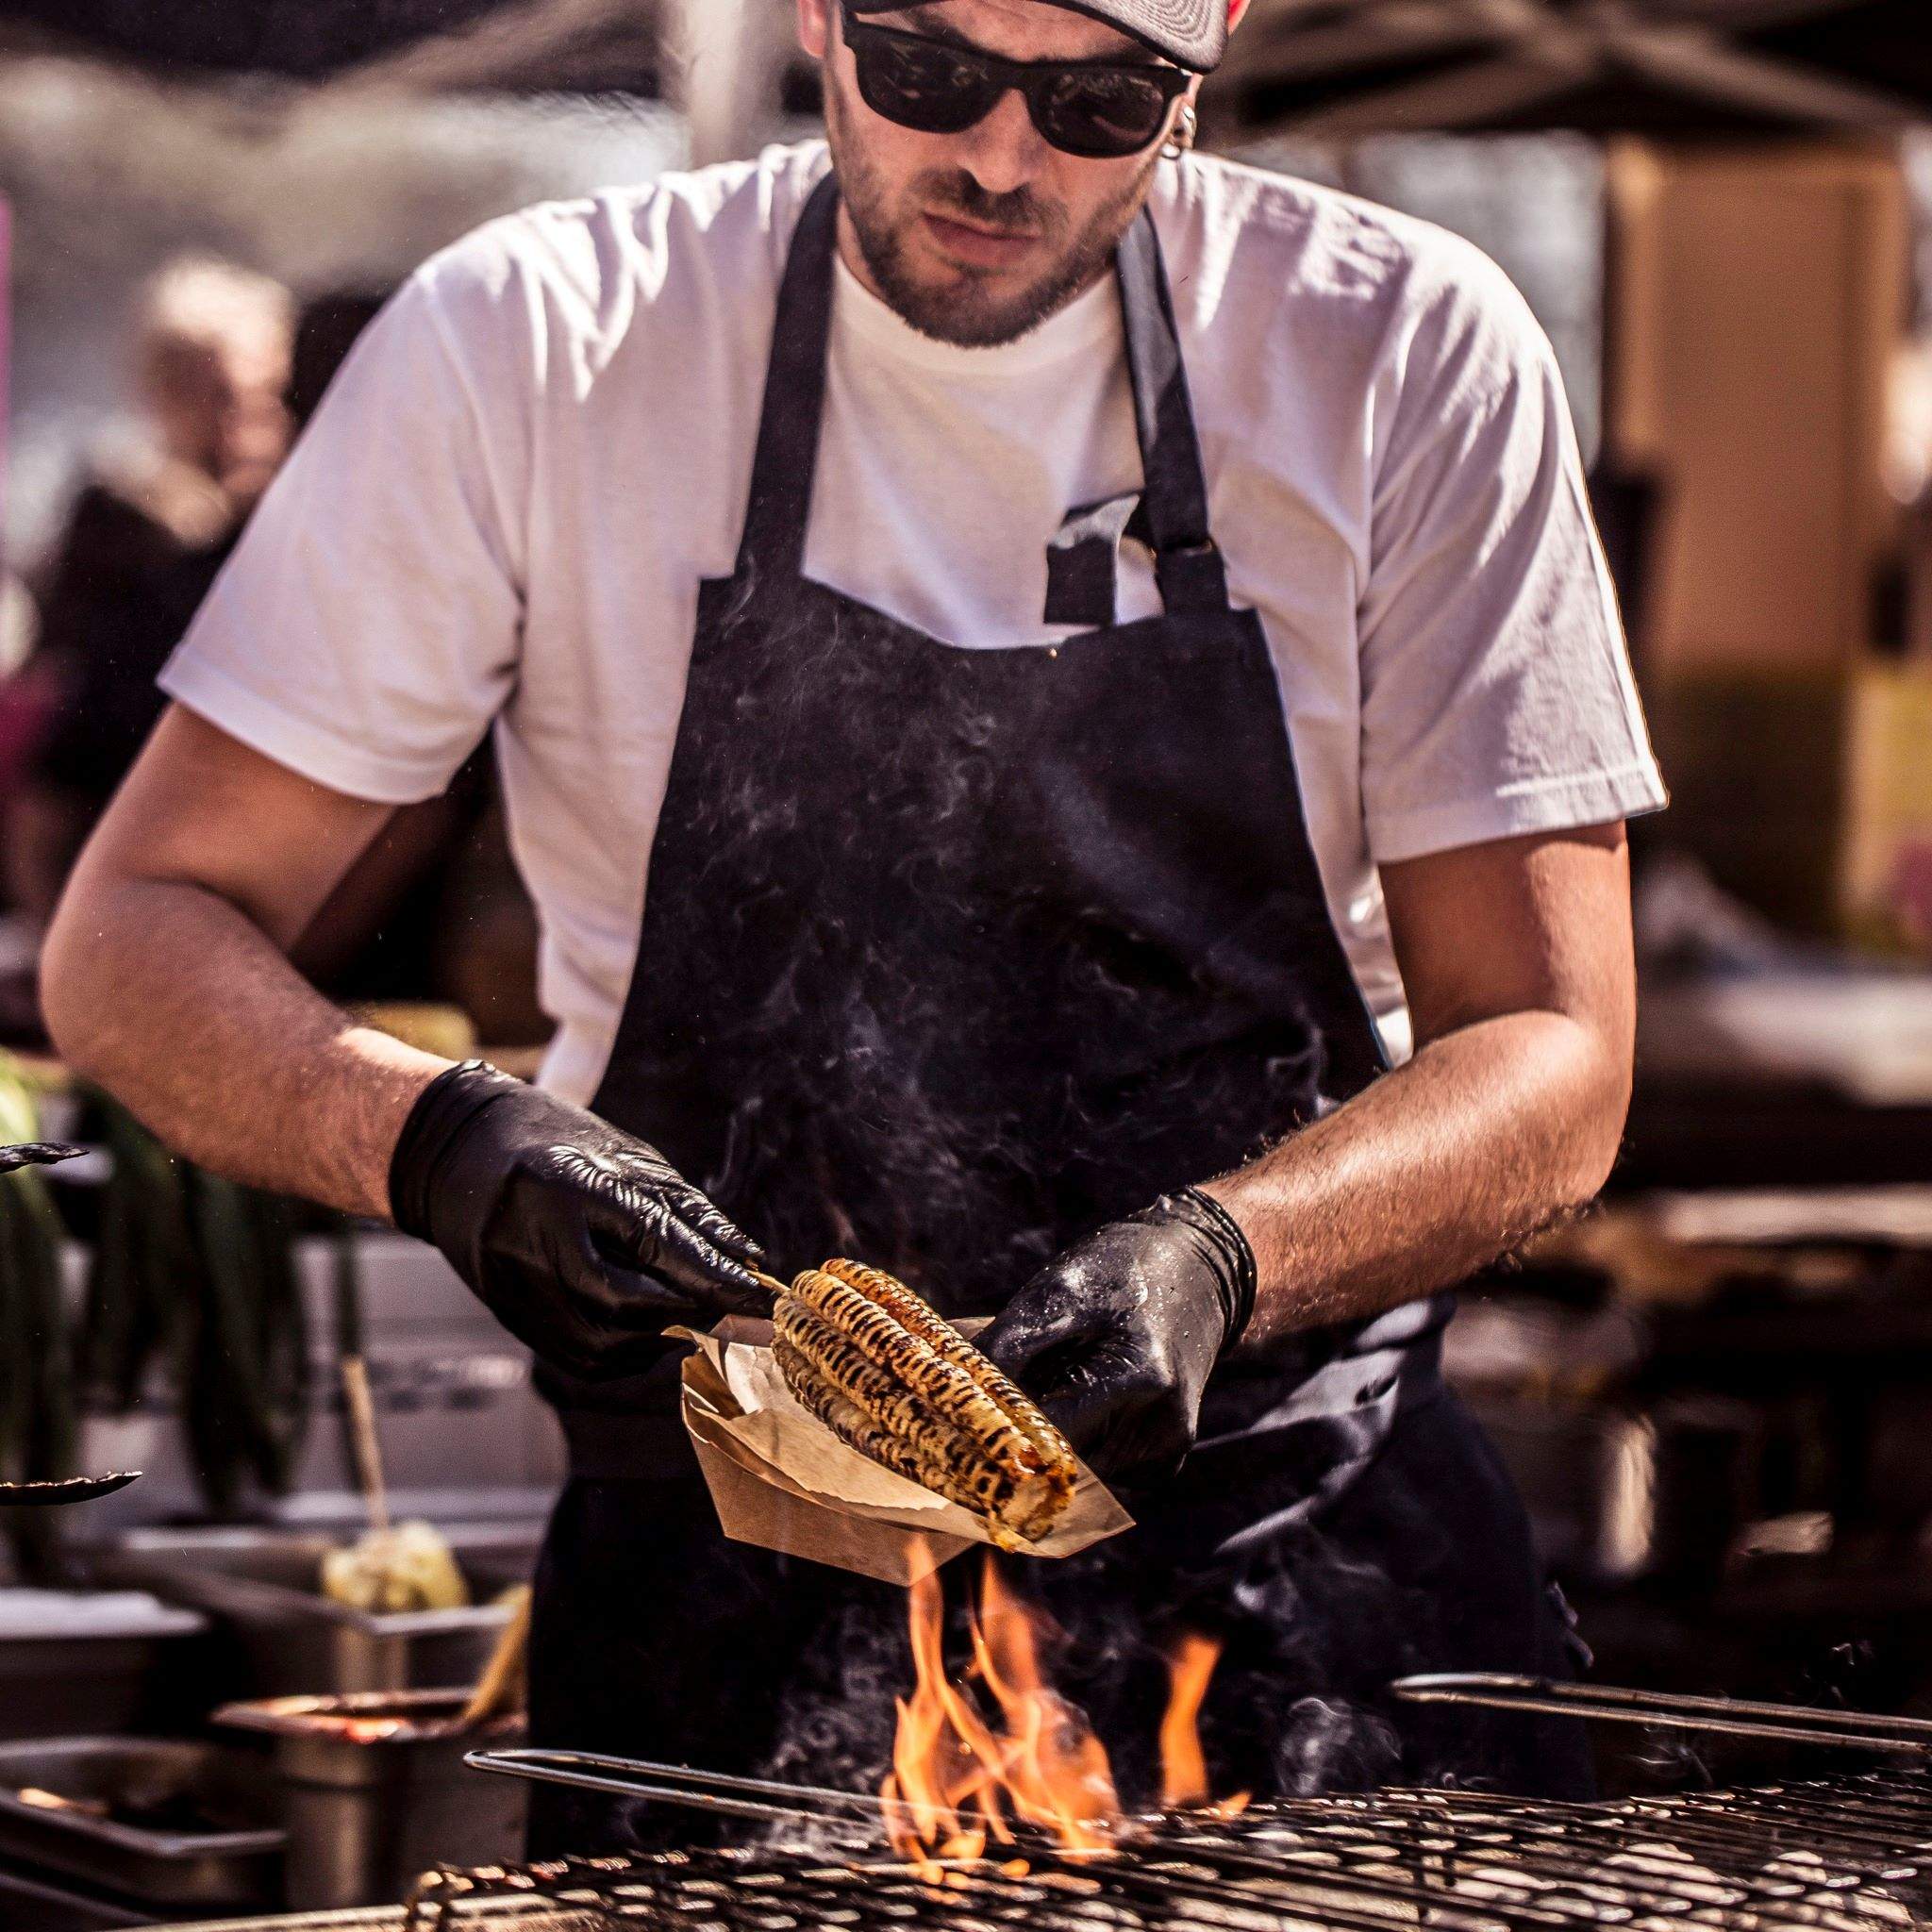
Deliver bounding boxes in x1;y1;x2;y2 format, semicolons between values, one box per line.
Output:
842;0;1224;73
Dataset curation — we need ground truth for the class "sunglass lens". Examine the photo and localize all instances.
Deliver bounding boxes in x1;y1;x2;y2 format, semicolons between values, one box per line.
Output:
1039;68;1174;158
855;35;1000;134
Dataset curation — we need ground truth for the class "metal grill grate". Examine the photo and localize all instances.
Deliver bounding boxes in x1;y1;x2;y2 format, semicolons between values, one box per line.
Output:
404;1768;1932;1932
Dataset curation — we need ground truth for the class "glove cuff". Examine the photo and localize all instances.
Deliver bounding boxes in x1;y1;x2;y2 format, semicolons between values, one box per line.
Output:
387;1058;522;1242
1170;1186;1258;1351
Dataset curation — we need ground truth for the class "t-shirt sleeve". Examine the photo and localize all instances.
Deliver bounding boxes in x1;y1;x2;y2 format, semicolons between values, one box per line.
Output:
159;247;529;805
1357;244;1666;865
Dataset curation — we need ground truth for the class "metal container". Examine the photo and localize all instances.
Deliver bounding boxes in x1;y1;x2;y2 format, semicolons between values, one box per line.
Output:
0;1590;209;1742
0;1862;152;1929
1469;1393;1764;1582
214;1689;525;1912
89;1522;540;1697
0;1737;282;1909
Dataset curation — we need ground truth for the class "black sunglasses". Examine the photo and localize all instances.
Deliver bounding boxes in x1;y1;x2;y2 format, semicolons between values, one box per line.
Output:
839;3;1192;160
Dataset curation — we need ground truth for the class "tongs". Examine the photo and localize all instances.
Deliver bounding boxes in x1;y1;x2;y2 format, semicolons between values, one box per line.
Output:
468;1746;892;1834
0;1142;142;1507
1393;1673;1932;1754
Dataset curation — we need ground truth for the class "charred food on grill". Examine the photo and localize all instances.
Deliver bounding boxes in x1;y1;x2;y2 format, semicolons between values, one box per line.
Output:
774;1258;1077;1548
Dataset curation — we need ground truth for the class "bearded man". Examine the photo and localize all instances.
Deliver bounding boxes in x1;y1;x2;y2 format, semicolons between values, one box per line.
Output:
45;0;1665;1844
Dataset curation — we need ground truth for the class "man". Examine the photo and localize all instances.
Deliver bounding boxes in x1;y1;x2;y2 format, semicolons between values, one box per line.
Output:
44;0;1664;1841
12;257;292;922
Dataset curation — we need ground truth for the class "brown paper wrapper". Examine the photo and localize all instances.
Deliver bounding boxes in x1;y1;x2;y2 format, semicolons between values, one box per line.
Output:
676;1318;1134;1586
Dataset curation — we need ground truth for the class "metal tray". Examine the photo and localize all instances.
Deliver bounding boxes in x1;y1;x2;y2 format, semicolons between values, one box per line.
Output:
0;1736;282;1908
87;1523;541;1697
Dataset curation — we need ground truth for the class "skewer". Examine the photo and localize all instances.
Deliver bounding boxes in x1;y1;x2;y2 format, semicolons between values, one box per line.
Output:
339;1355;391;1535
457;1588;531;1730
1392;1674;1932;1753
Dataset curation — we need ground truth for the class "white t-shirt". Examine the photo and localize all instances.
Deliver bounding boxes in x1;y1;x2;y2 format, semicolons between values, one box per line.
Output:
163;140;1665;1104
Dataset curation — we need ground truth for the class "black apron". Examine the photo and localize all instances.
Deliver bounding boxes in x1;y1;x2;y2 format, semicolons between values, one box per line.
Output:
526;175;1591;1853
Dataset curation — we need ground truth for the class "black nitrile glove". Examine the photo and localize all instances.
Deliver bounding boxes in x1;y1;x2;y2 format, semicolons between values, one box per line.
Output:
980;1189;1257;1482
388;1061;770;1379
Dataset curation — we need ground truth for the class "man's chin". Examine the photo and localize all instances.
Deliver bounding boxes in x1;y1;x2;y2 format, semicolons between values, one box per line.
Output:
845;187;1117;348
872;251;1073;350
894;284;1041;348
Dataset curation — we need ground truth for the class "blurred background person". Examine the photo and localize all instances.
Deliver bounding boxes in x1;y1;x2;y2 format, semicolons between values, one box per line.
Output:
0;268;546;1040
5;256;293;925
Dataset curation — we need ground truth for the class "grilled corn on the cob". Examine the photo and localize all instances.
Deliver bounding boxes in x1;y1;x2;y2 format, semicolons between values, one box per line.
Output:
774;1261;1076;1547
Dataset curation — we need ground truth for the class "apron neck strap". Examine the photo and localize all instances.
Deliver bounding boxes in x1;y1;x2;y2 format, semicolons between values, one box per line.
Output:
734;171;1230;618
734;172;841;584
1115;208;1231;617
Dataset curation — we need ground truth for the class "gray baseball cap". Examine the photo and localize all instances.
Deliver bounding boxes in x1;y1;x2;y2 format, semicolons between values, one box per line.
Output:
844;0;1229;73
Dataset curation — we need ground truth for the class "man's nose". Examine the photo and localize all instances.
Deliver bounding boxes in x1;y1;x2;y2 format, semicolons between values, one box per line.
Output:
954;85;1050;198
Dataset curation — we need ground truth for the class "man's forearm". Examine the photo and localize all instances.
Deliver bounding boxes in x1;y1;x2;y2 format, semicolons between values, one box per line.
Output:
42;872;448;1219
1203;1009;1627;1349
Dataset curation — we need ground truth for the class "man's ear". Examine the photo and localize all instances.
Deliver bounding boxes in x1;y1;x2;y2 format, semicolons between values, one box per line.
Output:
799;0;831;60
1226;0;1252;28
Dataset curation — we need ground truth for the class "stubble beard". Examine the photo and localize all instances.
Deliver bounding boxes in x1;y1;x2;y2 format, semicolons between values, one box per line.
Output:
825;82;1159;349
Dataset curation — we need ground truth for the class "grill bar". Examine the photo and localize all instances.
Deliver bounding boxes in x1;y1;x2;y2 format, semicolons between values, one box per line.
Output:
1318;1777;1932;1874
1153;1797;1923;1932
1425;1790;1919;1890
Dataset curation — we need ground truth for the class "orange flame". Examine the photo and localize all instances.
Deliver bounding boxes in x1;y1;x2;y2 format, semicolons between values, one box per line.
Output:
1158;1633;1250;1819
1158;1632;1217;1809
880;1556;1244;1874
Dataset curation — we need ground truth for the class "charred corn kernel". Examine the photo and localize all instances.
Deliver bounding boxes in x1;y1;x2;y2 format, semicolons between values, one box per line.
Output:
821;1257;1071;1480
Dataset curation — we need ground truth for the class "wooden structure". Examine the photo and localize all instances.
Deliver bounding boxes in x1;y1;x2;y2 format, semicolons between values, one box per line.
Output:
4;1;1929;149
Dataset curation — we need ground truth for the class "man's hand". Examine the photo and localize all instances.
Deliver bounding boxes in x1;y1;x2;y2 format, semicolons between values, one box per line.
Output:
979;1191;1256;1481
388;1060;770;1379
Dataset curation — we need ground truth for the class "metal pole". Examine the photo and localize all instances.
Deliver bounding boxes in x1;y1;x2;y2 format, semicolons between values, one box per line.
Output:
668;0;791;167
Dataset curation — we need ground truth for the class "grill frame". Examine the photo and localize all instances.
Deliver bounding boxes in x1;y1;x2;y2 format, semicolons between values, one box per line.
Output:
408;1763;1932;1932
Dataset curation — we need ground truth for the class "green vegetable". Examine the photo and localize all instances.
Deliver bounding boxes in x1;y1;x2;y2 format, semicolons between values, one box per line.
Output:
0;1061;79;1573
77;1093;311;1514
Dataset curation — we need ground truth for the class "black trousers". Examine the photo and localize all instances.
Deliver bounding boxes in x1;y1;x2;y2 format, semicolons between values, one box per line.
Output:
525;1390;1592;1857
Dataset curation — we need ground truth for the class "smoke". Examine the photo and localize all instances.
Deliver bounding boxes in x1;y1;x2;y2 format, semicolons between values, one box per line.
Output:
753;1511;1439;1829
762;1591;906;1799
1273;1697;1403;1795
